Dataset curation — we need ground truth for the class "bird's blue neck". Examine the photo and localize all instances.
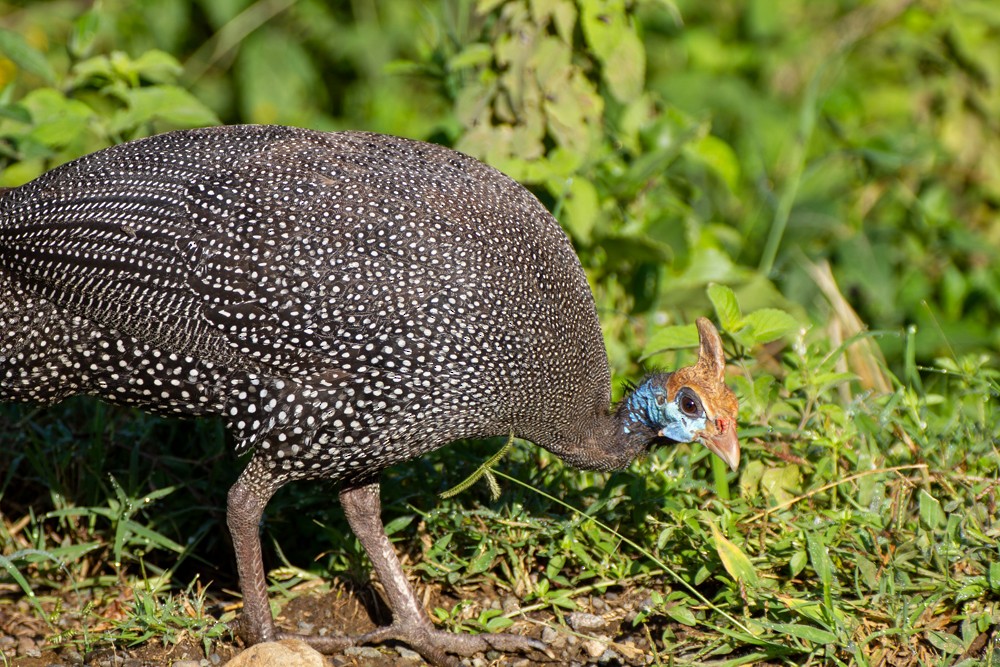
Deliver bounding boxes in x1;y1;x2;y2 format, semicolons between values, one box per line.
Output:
620;378;664;436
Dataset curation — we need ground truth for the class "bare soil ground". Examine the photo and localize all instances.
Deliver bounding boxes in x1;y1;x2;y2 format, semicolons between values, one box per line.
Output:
1;578;670;666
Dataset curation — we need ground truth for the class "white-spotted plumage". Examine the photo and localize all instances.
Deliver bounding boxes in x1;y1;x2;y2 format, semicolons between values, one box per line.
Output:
1;125;740;662
0;125;613;492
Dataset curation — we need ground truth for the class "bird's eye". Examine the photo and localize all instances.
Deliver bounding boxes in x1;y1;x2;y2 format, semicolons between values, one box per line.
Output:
679;391;702;418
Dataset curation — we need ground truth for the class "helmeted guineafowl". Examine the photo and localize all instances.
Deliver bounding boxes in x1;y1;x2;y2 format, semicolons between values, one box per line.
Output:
0;125;739;665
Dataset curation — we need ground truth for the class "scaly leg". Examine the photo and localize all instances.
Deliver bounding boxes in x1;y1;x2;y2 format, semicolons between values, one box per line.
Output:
340;478;547;666
227;459;352;652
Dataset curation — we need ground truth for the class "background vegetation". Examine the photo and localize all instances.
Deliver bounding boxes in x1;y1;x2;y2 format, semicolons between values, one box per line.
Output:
1;0;998;665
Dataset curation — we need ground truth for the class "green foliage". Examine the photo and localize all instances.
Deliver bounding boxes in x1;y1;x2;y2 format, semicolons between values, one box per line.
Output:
1;1;999;665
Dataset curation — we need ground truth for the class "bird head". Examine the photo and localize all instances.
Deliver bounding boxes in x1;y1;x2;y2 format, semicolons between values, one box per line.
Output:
621;318;740;470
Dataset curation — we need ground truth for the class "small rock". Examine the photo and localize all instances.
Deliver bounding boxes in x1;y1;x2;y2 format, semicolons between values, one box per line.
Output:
469;658;487;667
541;626;568;649
583;638;608;660
501;596;520;614
598;648;622;665
395;646;422;661
297;621;315;634
343;646;384;659
210;653;222;665
225;640;325;667
567;612;606;632
171;661;200;667
62;649;84;665
17;635;40;658
510;660;531;667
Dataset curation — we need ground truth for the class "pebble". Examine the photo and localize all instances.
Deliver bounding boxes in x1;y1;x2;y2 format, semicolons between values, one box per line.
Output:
501;596;520;614
541;626;568;649
567;612;606;632
297;621;315;634
598;648;623;665
395;646;422;661
171;661;200;667
343;646;383;659
583;638;608;659
225;640;325;667
62;648;84;664
18;636;40;657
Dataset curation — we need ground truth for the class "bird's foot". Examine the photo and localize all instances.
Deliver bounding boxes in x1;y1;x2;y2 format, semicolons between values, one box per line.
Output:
273;630;353;653
355;622;550;667
233;616;547;666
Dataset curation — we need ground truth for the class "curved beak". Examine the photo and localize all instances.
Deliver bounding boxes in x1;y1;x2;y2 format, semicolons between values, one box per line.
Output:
704;426;740;471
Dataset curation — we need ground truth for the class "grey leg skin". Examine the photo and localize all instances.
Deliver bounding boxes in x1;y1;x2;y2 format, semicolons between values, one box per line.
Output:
340;478;549;666
227;460;354;651
228;462;543;665
227;463;279;646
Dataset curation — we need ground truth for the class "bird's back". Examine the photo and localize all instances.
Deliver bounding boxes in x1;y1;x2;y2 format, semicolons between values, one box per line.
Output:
0;126;611;475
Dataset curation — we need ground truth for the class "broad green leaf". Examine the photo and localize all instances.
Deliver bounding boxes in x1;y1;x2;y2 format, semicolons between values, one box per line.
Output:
738;459;765;498
128;50;184;83
742;308;799;344
641;323;697;359
708;283;742;331
0;28;56;83
760;464;801;505
467;543;497;575
856;555;878;591
486;615;514;631
580;0;645;102
709;523;759;587
918;489;945;529
989;562;1000;592
789;550;808;577
69;9;101;59
806;531;833;589
665;603;698;626
925;630;965;654
764;622;837;645
449;43;494;71
110;85;219;133
561;177;599;242
384;515;415;536
20;89;95;149
688;133;741;191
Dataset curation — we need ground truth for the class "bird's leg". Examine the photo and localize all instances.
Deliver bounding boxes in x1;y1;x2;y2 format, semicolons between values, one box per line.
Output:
227;462;280;646
227;460;352;651
340;478;547;667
